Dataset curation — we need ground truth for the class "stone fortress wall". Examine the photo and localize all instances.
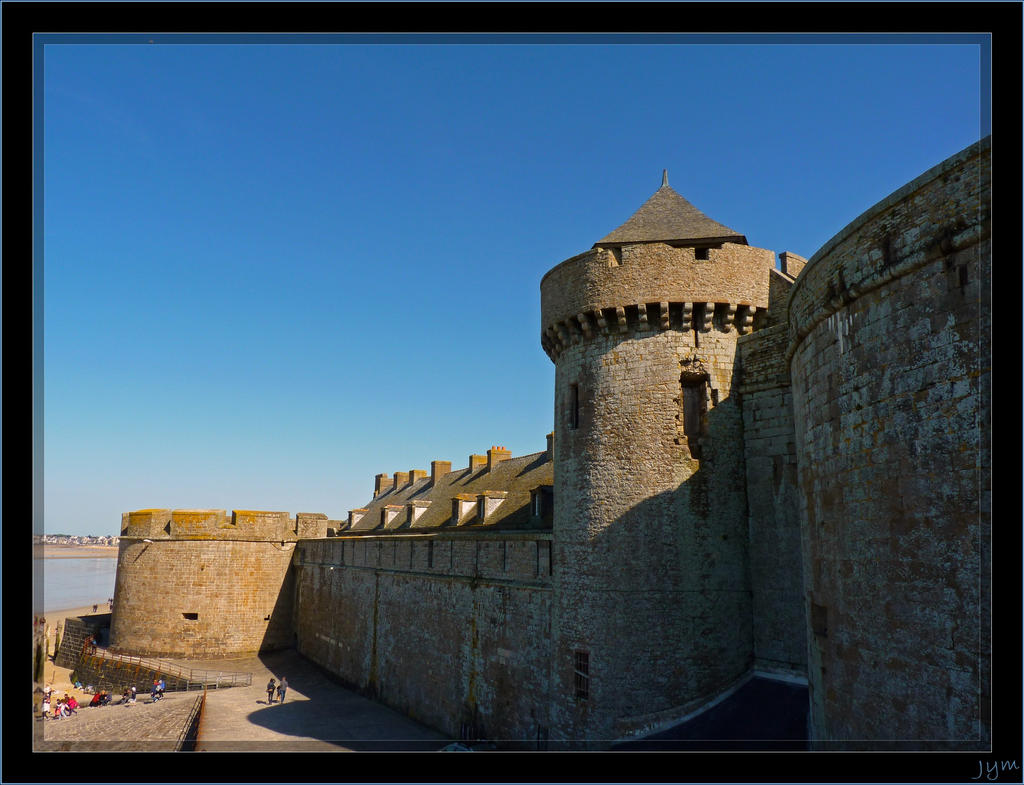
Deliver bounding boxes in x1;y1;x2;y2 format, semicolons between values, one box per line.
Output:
109;137;990;750
785;138;991;749
292;531;554;744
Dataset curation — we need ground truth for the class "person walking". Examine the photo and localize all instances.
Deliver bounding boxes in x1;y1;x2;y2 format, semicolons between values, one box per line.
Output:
266;678;276;704
276;677;288;704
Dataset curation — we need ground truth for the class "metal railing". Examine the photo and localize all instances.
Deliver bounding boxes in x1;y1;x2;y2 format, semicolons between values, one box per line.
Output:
175;689;207;751
78;647;252;691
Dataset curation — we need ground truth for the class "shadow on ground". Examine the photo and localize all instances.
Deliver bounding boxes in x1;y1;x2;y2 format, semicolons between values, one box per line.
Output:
612;677;809;751
230;650;449;751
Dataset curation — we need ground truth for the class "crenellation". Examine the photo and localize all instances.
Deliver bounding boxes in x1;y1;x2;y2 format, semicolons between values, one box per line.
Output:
122;508;171;538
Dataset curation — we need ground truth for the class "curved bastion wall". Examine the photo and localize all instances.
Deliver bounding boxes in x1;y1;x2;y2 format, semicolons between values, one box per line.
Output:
109;509;329;658
786;138;990;748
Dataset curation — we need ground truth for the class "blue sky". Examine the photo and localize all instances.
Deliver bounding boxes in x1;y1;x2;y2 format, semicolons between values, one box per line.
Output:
40;36;986;535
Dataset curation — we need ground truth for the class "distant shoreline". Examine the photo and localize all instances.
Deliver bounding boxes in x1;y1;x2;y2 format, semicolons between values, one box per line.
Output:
33;544;119;560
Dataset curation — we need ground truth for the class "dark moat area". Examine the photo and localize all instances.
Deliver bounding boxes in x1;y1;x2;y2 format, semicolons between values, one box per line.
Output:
612;677;808;751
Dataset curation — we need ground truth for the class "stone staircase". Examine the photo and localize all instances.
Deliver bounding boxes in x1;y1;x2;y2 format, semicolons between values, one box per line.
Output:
34;691;198;751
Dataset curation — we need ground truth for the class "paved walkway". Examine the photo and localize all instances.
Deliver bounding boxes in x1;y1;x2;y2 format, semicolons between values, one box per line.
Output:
167;650;449;752
35;649;449;752
35;691;198;751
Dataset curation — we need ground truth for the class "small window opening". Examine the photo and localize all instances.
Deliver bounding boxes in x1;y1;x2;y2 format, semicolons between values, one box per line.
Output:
811;603;829;637
477;498;486;523
569;383;580;430
574;651;590;700
695;247;709;260
182;612;198;621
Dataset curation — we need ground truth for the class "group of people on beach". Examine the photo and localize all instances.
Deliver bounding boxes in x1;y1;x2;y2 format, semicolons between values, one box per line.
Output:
41;686;78;720
266;677;288;704
39;679;155;720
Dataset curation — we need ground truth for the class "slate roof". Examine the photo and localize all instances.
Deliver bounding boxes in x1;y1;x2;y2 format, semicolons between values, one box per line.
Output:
595;171;747;247
344;450;553;534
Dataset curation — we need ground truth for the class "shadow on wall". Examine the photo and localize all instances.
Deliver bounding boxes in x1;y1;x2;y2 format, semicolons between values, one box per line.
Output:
257;562;298;654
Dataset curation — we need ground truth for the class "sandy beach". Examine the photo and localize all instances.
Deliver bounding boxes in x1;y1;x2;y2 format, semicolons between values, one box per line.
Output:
34;544;119;560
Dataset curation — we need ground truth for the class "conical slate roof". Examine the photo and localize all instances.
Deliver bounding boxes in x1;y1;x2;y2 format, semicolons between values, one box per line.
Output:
594;171;747;247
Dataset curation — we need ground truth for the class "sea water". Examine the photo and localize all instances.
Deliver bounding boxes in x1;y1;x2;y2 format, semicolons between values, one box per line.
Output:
36;558;118;612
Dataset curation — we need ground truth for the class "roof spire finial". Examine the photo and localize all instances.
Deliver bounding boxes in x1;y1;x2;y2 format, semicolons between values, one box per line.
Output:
661;169;669;188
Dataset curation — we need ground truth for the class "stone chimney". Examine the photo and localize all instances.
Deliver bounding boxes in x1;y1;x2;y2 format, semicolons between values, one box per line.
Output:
469;454;487;472
409;469;428;484
546;432;554;456
392;471;410;491
431;460;452;484
374;474;390;497
487;446;511;471
779;251;807;279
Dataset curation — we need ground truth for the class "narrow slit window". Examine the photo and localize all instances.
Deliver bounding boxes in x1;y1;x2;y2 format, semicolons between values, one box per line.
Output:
569;383;580;430
574;651;590;699
680;376;708;460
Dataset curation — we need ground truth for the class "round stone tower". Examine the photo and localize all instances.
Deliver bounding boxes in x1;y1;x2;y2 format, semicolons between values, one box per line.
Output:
540;172;776;745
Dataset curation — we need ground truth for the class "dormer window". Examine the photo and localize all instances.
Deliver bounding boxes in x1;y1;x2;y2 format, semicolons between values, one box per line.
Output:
531;486;553;519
